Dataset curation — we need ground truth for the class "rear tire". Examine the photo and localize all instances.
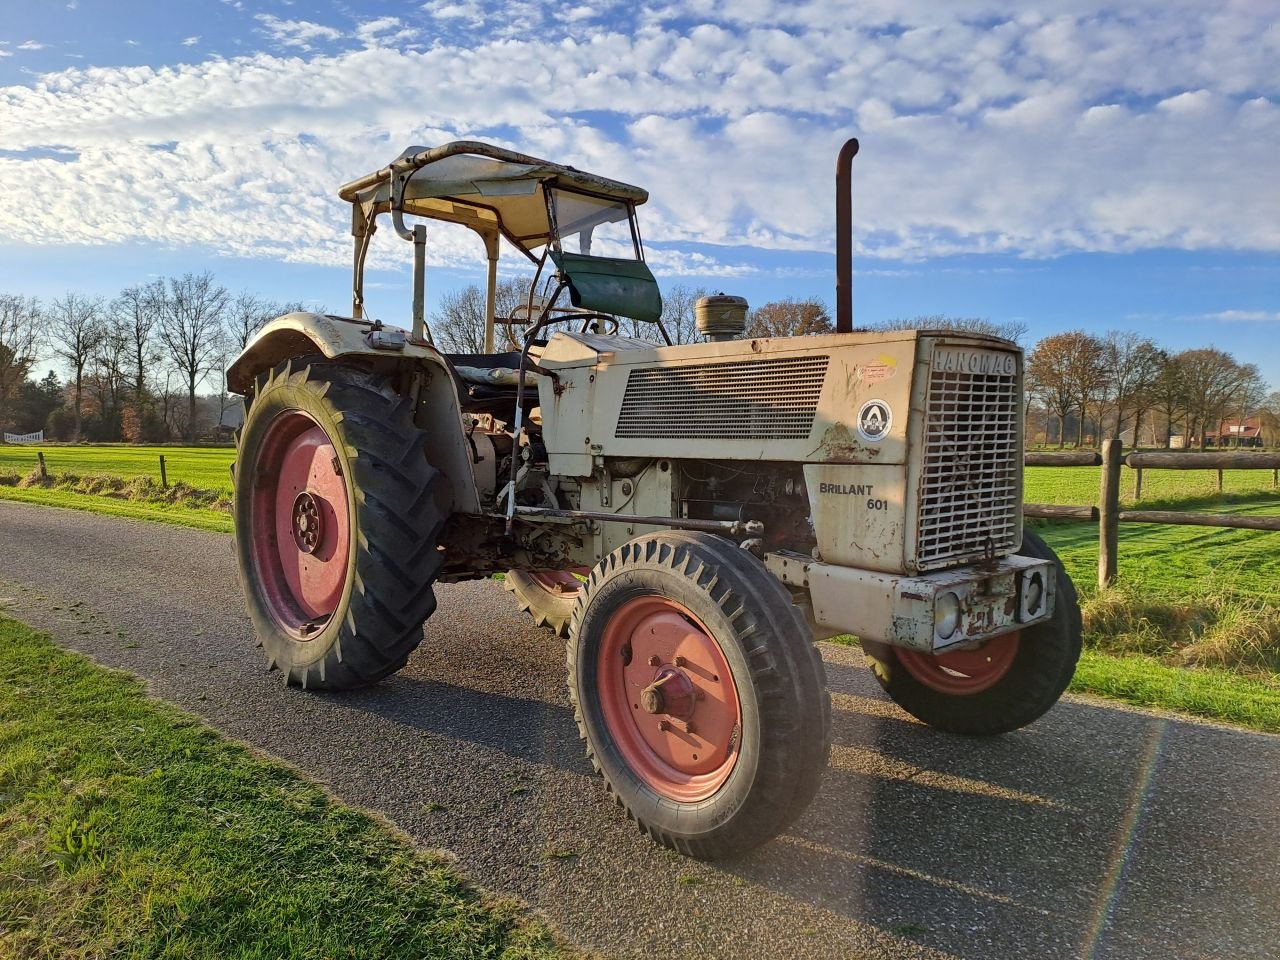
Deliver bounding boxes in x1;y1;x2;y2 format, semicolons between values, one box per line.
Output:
233;359;444;690
568;532;830;859
504;570;584;637
866;529;1081;734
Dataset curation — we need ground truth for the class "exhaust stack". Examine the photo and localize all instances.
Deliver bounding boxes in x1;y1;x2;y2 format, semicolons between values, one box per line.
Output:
835;138;859;334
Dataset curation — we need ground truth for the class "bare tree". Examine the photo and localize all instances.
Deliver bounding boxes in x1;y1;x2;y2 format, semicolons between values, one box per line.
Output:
153;272;230;442
744;298;834;338
655;283;708;344
432;277;532;353
112;285;163;401
88;313;132;440
1151;355;1187;447
872;315;1029;345
1101;331;1163;443
0;294;43;433
227;293;307;351
47;293;105;441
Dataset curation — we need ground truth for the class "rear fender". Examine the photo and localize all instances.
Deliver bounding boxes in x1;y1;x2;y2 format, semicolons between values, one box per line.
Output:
227;312;481;513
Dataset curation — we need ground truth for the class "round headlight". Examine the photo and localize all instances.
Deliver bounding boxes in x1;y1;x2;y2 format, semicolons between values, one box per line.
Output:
934;591;961;640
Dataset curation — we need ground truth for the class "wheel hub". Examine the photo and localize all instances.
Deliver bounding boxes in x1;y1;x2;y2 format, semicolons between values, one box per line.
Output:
639;666;696;719
291;491;323;553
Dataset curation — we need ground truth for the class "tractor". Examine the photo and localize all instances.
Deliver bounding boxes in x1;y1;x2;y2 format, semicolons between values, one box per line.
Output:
227;138;1081;859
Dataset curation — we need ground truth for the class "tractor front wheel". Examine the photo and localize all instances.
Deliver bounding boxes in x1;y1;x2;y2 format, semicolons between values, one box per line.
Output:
233;359;444;690
865;529;1081;734
568;532;830;859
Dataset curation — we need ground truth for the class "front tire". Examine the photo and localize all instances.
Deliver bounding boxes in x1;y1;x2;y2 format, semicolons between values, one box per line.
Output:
866;528;1082;734
568;532;830;859
233;359;444;690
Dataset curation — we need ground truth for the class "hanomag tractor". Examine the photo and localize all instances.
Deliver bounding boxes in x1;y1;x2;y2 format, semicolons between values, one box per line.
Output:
227;139;1081;859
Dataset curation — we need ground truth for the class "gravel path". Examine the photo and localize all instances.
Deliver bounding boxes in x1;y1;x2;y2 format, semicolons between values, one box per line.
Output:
3;500;1279;959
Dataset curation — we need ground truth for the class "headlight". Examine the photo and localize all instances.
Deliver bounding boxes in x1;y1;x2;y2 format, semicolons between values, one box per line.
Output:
1024;571;1045;616
934;591;961;640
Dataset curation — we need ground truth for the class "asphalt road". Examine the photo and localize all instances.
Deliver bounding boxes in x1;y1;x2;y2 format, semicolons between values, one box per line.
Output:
2;500;1278;960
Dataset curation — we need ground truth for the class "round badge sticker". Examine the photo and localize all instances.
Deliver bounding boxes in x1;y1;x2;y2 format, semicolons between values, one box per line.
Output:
857;399;892;442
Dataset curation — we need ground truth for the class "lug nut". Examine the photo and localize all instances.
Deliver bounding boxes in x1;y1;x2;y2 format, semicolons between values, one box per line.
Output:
673;655;686;667
648;655;661;666
657;720;670;732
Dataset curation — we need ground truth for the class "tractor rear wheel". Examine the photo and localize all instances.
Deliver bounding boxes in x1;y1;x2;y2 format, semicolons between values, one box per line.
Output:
233;359;444;690
865;529;1081;734
568;532;830;859
504;569;585;636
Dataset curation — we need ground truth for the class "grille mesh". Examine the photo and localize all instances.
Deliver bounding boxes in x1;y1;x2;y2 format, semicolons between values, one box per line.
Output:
615;356;829;440
916;352;1020;569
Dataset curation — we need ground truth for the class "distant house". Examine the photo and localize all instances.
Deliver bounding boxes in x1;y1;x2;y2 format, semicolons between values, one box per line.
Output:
1203;415;1264;448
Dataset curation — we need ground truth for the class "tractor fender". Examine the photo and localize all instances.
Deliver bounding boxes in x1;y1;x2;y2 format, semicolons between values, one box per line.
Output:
227;312;483;514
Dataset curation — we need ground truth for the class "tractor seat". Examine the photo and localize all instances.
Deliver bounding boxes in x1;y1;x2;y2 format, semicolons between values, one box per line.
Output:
445;351;542;416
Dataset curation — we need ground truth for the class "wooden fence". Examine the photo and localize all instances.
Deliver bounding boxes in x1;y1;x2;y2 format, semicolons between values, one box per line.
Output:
1024;441;1280;588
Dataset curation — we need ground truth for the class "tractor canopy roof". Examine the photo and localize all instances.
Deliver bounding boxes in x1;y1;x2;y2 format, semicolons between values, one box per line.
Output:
337;140;649;256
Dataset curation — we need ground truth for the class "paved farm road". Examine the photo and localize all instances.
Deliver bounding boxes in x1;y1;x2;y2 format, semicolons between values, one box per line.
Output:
2;500;1278;960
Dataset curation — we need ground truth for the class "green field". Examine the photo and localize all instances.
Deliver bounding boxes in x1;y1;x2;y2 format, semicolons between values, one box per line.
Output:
0;615;564;959
0;444;235;494
1024;462;1280;507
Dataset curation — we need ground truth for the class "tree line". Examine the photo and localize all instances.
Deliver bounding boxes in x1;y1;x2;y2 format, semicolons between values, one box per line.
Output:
0;275;303;443
4;271;1272;451
1026;331;1275;449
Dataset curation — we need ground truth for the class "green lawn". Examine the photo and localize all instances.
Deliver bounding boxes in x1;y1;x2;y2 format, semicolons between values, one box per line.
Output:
1024;461;1279;507
0;444;235;494
0;615;565;960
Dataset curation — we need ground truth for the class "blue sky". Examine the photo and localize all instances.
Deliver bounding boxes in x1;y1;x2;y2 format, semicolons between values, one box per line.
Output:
1;0;1278;384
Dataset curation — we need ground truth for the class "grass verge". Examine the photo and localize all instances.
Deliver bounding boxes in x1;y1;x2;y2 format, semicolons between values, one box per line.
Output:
0;615;566;959
1070;649;1280;733
0;470;233;533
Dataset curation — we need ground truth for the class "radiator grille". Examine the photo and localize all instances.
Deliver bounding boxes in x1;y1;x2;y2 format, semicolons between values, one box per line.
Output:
615;356;829;440
916;350;1021;569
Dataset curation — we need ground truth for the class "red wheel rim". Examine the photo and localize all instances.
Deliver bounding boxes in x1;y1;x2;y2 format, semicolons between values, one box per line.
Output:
895;632;1020;695
597;596;742;802
249;410;351;638
523;569;587;599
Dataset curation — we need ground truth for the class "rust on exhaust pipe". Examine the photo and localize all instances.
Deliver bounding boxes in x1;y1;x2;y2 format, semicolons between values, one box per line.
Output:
835;137;859;334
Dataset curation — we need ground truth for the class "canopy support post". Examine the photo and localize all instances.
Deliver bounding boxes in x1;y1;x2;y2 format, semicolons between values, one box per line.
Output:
484;232;499;353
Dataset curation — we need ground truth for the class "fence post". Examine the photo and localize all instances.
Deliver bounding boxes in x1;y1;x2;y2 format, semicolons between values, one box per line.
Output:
36;451;48;480
1273;468;1278;490
1216;468;1224;492
1099;439;1121;589
1133;466;1143;501
159;455;168;490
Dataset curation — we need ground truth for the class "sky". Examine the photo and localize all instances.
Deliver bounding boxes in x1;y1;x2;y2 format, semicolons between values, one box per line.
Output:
1;0;1278;385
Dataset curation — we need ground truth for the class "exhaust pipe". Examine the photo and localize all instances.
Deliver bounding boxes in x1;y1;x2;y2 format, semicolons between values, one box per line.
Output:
835;138;859;334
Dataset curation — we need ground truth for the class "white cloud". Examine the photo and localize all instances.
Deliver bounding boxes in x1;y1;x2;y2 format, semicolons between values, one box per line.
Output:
0;50;10;59
1204;310;1280;323
255;14;343;51
181;37;200;47
355;17;419;47
17;41;45;51
0;2;1276;274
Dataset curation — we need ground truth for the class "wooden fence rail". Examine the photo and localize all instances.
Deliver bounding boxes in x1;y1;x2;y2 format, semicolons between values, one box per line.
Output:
1023;443;1280;588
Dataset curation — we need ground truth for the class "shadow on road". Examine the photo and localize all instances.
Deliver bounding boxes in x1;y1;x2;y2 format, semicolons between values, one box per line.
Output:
329;632;1280;959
